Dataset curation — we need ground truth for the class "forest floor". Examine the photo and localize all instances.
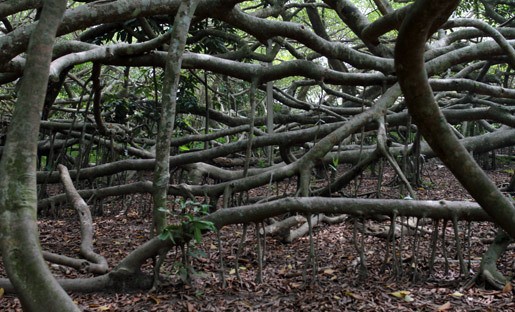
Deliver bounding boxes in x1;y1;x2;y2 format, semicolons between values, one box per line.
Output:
1;158;514;311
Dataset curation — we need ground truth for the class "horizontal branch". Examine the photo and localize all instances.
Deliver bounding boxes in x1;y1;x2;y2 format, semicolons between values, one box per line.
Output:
118;196;496;273
6;196;500;294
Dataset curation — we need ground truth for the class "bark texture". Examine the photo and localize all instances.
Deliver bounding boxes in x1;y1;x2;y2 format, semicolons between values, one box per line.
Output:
152;0;200;233
58;164;108;274
394;0;515;238
0;0;80;311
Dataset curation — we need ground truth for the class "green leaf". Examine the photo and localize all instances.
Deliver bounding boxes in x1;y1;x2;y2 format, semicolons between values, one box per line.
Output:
332;156;339;167
158;231;171;241
202;221;216;231
193;227;202;243
185;214;194;222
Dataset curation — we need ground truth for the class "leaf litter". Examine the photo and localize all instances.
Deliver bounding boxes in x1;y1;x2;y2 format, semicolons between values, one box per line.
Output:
0;160;513;311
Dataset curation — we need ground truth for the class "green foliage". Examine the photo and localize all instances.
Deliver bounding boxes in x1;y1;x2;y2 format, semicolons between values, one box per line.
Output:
190;19;237;55
177;72;199;110
257;158;267;168
329;156;339;172
103;96;134;124
420;179;435;189
178;145;190;152
175;114;192;129
158;199;215;284
178;140;204;153
215;136;227;144
158;199;215;244
273;103;283;113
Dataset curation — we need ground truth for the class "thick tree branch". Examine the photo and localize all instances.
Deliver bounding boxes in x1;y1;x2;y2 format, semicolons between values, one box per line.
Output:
395;0;515;238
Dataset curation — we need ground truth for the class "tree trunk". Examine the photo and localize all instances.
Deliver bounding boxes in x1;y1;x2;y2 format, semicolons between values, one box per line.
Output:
152;0;200;234
0;1;80;311
394;0;515;238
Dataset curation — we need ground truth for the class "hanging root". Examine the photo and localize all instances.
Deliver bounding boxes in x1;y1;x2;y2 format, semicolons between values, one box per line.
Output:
474;230;512;289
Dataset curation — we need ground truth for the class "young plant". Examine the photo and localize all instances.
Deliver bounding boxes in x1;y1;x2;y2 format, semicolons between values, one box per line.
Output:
158;199;216;283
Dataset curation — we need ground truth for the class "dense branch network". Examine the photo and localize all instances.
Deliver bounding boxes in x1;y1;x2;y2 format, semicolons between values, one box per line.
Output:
0;0;514;294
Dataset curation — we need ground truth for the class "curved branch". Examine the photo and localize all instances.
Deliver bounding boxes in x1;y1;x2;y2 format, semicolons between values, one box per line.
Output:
49;32;173;81
0;0;42;19
362;4;411;45
395;0;515;238
2;196;499;294
58;164;108;273
444;18;515;67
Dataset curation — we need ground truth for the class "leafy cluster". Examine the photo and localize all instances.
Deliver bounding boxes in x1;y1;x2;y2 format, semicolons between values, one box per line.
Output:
158;199;216;245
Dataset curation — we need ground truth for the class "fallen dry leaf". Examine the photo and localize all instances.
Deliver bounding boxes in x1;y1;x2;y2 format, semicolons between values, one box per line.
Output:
502;282;512;293
147;295;161;304
323;268;336;275
450;291;464;298
437;301;451;311
390;290;414;302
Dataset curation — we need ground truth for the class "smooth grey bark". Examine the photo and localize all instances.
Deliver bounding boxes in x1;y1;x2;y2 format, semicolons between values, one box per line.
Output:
152;0;199;233
34;123;515;209
477;230;513;288
0;0;80;311
443;18;515;66
323;0;392;57
58;164;108;273
110;197;497;257
33;125;515;196
48;31;174;81
395;0;515;238
0;0;513;297
0;0;243;66
0;0;41;18
0;0;394;74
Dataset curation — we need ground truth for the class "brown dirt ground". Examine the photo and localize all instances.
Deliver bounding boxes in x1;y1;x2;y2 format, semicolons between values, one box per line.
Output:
1;158;514;311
